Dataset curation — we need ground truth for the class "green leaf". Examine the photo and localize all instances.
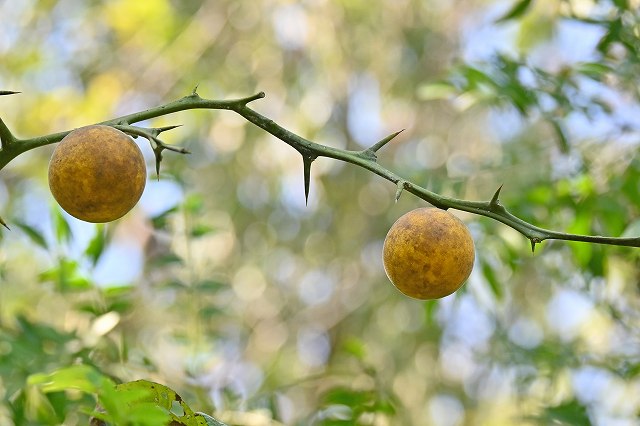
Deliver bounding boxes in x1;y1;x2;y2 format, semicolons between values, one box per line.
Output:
496;0;532;23
576;62;613;80
342;337;367;360
151;206;178;229
14;221;48;249
28;364;113;394
539;400;591;425
196;280;226;293
548;118;569;153
151;253;184;266
481;259;503;300
109;380;227;426
611;0;629;10
195;412;230;426
416;82;458;100
190;223;216;237
38;258;92;291
183;193;204;214
85;224;107;266
52;208;73;244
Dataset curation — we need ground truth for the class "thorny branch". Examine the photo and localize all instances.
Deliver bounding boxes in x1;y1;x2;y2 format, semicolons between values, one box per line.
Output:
1;89;639;249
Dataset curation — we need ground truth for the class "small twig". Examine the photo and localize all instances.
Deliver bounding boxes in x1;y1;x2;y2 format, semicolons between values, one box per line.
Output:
111;124;189;180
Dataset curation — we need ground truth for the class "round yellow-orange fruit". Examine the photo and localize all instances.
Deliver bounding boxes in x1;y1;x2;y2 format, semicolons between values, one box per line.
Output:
48;125;146;223
383;208;475;300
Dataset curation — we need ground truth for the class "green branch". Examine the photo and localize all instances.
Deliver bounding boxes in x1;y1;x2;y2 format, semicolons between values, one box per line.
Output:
0;89;638;248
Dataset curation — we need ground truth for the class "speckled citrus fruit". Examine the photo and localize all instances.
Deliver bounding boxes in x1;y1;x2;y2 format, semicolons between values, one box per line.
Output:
48;125;146;223
383;208;475;300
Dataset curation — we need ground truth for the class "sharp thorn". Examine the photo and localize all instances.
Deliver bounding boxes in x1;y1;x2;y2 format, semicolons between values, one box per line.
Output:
530;240;536;254
157;124;183;133
0;90;20;96
302;155;315;205
0;216;10;230
370;129;405;153
155;150;162;181
395;180;405;203
490;184;504;206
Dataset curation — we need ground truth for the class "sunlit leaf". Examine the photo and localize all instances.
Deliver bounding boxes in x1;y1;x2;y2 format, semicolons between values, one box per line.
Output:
28;364;112;394
196;412;230;426
38;258;92;291
342;337;367;360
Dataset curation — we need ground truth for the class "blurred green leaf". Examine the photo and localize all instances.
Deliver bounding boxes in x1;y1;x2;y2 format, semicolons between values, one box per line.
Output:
495;0;532;22
548;118;569;153
417;82;458;100
85;224;106;266
52;208;73;244
150;253;184;266
28;364;112;394
184;193;205;214
14;221;48;249
191;223;216;237
481;259;503;300
196;280;226;293
576;62;613;81
38;258;91;291
611;0;629;10
151;206;178;230
342;337;367;360
525;399;591;426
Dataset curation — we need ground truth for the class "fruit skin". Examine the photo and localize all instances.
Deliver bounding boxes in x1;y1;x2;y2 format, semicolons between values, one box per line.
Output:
48;125;146;223
382;207;475;300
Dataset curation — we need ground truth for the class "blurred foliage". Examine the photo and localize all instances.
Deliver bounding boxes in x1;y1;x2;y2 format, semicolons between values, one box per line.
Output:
0;0;640;425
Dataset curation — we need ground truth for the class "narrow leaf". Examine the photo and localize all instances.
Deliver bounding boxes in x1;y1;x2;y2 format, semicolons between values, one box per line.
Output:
548;118;569;153
14;221;48;249
53;208;73;244
85;224;106;266
496;0;533;23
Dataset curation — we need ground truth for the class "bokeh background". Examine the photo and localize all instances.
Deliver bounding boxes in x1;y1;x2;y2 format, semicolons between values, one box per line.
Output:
1;0;639;425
